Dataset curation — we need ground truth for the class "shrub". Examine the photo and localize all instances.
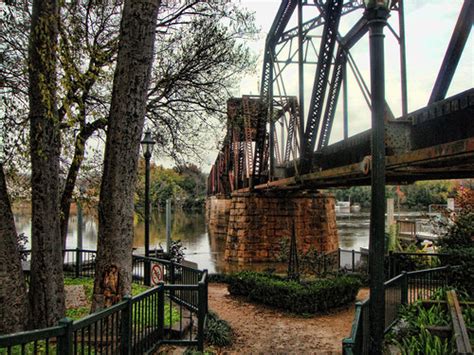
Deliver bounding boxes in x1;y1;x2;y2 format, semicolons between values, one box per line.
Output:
227;271;361;314
205;311;233;347
438;196;474;295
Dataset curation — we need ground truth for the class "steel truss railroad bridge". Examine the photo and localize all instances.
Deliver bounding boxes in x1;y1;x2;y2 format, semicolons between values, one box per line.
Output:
207;0;473;195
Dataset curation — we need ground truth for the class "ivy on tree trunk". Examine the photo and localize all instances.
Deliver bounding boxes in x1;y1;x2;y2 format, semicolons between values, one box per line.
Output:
28;0;65;328
92;0;161;311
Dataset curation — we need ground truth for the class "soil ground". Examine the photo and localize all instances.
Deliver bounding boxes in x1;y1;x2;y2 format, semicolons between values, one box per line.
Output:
160;283;369;354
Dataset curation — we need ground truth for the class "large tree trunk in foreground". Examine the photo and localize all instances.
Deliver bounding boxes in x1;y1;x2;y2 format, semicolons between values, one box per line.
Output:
0;165;29;334
92;0;161;311
28;0;65;328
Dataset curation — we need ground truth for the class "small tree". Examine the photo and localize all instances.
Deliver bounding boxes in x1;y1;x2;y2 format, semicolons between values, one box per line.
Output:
439;187;474;295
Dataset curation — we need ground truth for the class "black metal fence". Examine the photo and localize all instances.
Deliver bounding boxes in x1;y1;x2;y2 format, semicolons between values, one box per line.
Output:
386;251;446;279
2;249;208;354
342;265;451;354
338;248;369;273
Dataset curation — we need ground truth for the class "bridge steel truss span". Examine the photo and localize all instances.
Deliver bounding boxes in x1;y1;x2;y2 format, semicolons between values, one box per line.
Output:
208;0;474;196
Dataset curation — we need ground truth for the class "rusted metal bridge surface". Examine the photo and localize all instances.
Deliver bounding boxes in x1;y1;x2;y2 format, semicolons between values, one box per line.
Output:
208;0;473;195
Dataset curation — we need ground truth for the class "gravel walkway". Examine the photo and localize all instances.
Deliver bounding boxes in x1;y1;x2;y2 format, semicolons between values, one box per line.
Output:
206;283;369;354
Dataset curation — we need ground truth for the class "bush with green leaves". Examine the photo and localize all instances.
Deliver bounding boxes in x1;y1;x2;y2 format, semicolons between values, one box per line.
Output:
204;311;233;347
393;328;454;355
438;208;474;296
227;271;361;314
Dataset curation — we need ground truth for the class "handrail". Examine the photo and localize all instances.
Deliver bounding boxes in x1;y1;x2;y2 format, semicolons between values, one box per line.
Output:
405;265;449;276
0;325;65;347
3;249;209;354
343;265;452;354
71;299;128;330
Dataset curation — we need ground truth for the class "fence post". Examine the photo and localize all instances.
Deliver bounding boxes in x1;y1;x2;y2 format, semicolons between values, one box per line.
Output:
352;249;355;272
203;269;209;314
158;283;165;341
170;261;175;284
338;248;341;269
75;248;80;278
197;281;206;352
388;251;393;279
401;271;408;305
58;318;73;355
121;295;132;355
444;265;450;288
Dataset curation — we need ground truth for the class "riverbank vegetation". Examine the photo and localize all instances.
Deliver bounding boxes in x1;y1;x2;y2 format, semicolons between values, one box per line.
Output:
135;163;207;213
330;179;473;210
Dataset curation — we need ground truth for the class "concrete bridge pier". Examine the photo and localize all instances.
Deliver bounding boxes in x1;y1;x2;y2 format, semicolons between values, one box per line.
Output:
208;190;339;263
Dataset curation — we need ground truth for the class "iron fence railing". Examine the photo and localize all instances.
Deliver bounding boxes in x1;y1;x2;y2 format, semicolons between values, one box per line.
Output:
386;251;447;279
342;265;452;354
2;249;208;354
338;248;369;272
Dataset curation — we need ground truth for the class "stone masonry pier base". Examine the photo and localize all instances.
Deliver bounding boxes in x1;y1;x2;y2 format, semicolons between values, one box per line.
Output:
206;195;232;240
224;190;339;263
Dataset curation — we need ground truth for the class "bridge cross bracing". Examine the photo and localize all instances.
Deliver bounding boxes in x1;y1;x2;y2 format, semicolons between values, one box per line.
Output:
207;0;473;196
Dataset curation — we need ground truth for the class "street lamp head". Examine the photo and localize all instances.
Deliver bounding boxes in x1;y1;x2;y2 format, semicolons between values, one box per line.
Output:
363;0;391;10
141;130;155;158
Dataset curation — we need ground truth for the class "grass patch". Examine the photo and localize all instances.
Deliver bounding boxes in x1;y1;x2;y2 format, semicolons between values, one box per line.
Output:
64;277;179;327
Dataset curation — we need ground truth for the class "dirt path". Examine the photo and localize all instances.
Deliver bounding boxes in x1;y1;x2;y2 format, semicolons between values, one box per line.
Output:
207;283;369;354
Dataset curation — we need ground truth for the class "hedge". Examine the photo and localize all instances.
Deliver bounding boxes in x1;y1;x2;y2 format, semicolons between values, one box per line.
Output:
227;271;361;314
440;247;474;296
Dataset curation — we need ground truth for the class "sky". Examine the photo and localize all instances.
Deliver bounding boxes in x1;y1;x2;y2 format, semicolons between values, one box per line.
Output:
199;0;473;172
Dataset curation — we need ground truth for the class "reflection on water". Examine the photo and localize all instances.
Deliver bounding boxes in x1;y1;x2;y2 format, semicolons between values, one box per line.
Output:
14;211;98;250
14;208;426;274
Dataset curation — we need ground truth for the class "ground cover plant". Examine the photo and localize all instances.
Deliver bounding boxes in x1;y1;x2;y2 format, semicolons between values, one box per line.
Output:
227;271;361;314
387;287;474;354
388;300;454;354
204;311;233;347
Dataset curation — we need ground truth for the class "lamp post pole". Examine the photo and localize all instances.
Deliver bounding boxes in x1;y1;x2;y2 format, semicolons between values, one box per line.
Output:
365;1;390;353
144;149;151;285
141;131;155;286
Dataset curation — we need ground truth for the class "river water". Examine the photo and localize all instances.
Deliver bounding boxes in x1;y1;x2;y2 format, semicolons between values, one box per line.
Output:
14;209;425;273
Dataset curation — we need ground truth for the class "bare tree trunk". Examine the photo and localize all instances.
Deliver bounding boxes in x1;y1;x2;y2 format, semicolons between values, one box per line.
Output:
28;0;65;327
92;0;161;311
0;164;29;334
60;119;106;249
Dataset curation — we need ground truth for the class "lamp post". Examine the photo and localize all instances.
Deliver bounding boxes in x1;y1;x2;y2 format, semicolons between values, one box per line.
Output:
364;0;390;353
76;186;85;276
141;130;155;286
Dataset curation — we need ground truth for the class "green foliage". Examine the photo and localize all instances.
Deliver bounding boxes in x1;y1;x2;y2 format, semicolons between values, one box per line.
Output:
65;306;90;320
330;180;457;209
398;302;450;330
438;203;474;295
135;164;207;214
331;186;371;208
462;306;474;328
227;271;361;314
387;288;471;354
394;328;454;355
403;181;455;209
204;311;233;347
63;277;178;326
